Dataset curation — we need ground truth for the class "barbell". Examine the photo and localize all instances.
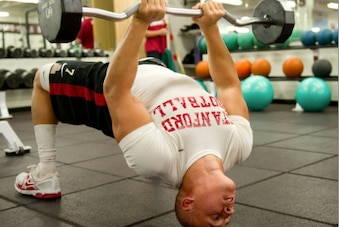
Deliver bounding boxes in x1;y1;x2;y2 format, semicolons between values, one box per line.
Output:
38;0;295;45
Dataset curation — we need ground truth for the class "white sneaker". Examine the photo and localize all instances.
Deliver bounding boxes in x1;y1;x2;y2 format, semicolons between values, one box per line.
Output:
14;165;62;199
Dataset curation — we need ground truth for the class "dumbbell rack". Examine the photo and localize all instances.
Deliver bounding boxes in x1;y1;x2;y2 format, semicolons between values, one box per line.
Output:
0;91;31;155
0;56;109;155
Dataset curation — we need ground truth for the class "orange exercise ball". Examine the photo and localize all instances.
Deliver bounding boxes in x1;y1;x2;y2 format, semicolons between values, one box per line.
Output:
251;58;271;77
282;57;304;78
195;61;210;78
235;59;252;79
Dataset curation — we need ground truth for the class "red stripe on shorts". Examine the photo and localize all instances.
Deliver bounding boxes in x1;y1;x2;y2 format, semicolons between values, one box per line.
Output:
50;83;107;106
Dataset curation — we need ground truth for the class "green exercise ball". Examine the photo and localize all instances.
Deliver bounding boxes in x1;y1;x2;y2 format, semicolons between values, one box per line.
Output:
253;37;270;49
237;32;254;50
195;35;206;54
241;76;274;111
296;77;332;112
291;29;304;41
200;37;207;54
221;33;238;51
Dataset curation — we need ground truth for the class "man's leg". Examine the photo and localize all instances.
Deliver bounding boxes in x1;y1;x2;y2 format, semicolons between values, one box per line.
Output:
15;65;61;199
31;67;59;178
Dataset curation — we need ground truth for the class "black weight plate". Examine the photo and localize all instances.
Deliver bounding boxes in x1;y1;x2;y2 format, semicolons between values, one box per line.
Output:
55;49;68;57
38;0;61;42
82;49;94;57
252;0;295;44
38;0;82;43
13;48;24;58
30;49;39;58
45;49;54;57
24;48;39;58
0;73;5;89
0;48;6;58
22;72;35;88
5;72;22;89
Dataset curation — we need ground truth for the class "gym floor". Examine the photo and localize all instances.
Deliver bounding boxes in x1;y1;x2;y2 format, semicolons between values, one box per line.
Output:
0;103;337;227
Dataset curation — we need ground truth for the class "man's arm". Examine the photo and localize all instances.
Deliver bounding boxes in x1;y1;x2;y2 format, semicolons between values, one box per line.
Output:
105;1;166;89
103;0;167;142
193;2;249;120
105;19;148;90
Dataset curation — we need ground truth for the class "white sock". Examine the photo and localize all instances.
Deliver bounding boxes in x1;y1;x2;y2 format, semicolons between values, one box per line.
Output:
34;124;57;178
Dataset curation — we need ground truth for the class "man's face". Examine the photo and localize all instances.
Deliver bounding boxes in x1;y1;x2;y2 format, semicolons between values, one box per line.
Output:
190;177;236;226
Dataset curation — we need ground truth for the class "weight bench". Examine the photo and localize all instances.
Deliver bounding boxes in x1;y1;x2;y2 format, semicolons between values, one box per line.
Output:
0;91;31;155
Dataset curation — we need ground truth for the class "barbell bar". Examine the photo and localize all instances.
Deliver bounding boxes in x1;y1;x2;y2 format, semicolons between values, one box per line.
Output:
38;0;295;45
82;2;271;25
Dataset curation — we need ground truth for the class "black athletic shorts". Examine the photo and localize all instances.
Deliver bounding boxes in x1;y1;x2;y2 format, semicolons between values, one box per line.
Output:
49;60;113;137
48;58;166;138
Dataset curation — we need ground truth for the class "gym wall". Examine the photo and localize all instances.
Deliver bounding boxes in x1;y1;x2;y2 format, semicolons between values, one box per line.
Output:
0;0;337;109
167;0;338;102
110;0;146;58
0;4;55;50
91;0;116;51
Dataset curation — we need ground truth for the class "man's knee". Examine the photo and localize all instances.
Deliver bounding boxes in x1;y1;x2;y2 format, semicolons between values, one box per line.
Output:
33;68;49;93
33;69;42;89
34;63;54;92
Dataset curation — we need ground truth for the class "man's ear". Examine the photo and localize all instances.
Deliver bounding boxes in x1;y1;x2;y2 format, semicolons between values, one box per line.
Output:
182;197;194;211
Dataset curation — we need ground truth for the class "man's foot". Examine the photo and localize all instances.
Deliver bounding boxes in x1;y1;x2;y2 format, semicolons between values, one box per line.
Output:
14;165;62;199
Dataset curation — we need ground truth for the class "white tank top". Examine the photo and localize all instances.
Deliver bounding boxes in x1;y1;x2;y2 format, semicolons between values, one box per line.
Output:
130;65;253;187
